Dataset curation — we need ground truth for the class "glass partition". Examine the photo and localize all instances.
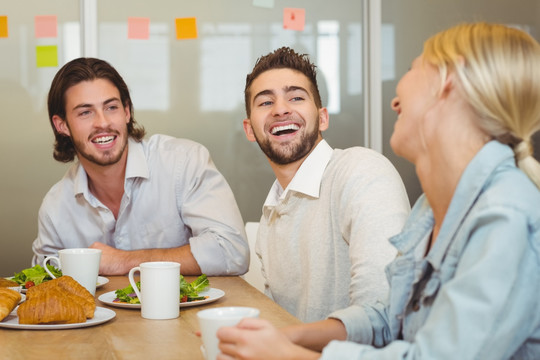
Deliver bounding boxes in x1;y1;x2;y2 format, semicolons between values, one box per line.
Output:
96;1;365;222
0;0;80;274
381;0;540;204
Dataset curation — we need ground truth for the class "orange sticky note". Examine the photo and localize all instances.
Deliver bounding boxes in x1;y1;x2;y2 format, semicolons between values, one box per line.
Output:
175;17;197;40
283;8;305;31
36;45;58;67
128;17;150;40
35;15;57;38
0;16;8;38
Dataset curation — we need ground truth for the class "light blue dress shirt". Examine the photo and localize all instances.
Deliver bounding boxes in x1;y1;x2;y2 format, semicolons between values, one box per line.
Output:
322;141;540;359
32;134;249;276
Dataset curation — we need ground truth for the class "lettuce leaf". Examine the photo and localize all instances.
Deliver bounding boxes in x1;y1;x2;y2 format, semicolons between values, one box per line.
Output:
12;264;62;287
114;282;141;304
115;274;209;303
181;274;209;298
190;274;210;294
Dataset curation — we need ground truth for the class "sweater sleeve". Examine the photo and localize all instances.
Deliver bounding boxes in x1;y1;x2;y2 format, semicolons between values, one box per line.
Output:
339;149;410;306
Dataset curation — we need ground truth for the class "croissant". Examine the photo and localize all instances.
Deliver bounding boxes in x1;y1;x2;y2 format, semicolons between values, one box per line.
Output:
0;288;21;322
26;276;95;319
0;278;19;288
18;287;86;324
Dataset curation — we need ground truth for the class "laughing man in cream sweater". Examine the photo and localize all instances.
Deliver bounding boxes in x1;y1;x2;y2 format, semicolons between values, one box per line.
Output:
242;47;410;322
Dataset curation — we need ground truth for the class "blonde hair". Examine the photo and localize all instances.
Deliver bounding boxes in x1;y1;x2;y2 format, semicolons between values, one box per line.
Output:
423;22;540;188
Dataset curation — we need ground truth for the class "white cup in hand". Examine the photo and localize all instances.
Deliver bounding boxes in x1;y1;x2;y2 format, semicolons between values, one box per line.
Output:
43;248;102;295
197;306;260;360
128;261;180;320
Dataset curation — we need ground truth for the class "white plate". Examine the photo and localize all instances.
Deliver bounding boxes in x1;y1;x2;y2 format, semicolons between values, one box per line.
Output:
0;306;116;330
96;276;109;288
98;288;225;309
12;276;109;293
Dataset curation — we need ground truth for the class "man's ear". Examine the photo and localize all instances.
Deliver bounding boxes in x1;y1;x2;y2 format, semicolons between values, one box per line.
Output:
52;115;70;136
124;104;131;124
318;107;329;132
243;118;257;142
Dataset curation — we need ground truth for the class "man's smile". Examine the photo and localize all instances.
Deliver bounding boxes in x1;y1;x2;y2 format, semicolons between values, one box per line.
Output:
91;135;116;144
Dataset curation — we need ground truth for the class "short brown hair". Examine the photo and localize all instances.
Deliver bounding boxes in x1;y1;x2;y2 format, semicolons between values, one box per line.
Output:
244;47;322;117
47;57;146;163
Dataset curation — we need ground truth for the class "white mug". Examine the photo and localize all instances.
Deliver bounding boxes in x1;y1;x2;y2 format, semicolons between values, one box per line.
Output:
43;248;102;295
128;261;180;320
197;307;260;360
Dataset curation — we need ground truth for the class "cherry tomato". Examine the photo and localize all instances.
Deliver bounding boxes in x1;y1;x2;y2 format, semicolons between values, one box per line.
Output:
25;281;35;289
181;295;188;303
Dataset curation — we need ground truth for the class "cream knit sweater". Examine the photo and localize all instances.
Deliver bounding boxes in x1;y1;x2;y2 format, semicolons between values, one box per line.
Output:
256;146;410;322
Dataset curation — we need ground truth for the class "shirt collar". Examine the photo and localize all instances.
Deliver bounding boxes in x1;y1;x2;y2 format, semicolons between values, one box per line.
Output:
263;139;333;208
73;137;149;197
125;138;149;180
434;141;514;246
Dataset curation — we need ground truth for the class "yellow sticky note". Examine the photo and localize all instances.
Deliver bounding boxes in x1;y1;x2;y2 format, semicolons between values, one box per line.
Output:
36;45;58;67
128;17;150;40
175;17;197;40
283;8;305;31
0;16;8;38
35;15;57;38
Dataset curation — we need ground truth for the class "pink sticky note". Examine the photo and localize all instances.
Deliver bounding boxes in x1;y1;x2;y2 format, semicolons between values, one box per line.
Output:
128;17;150;40
35;15;57;38
283;8;305;31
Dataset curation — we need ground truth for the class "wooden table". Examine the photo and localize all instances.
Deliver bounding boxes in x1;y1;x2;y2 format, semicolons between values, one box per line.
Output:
0;276;301;359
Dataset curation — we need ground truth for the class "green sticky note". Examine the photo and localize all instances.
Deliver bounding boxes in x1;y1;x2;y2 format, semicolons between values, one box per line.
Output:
36;45;58;67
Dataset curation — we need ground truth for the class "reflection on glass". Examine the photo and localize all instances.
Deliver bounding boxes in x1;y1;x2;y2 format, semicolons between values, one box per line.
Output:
99;22;170;111
381;24;395;81
347;23;362;96
200;23;251;112
270;23;315;53
317;21;340;114
62;22;80;63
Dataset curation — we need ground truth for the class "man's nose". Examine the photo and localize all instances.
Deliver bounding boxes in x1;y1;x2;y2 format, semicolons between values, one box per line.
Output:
272;98;291;117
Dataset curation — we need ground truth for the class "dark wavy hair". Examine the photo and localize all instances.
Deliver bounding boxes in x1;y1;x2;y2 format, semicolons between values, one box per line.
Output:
47;57;146;162
244;47;322;117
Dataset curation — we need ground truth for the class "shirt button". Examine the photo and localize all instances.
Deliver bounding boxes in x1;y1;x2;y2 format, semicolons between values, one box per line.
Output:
412;299;420;312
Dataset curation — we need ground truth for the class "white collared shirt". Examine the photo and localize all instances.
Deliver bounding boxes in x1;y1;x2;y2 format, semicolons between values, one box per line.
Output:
263;139;333;211
32;134;249;276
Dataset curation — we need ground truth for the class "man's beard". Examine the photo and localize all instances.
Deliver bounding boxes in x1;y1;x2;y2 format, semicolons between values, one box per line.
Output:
72;131;128;166
253;123;319;165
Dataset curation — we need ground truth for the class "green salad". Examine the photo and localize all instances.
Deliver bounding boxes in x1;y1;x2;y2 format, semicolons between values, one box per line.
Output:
114;274;210;304
12;264;62;289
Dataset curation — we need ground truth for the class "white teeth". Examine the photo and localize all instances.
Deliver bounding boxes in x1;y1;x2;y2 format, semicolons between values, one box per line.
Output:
271;124;300;135
93;136;114;144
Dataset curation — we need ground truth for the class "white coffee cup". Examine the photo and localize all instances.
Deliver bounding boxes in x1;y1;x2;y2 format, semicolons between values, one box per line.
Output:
43;248;102;295
197;307;260;360
128;261;180;320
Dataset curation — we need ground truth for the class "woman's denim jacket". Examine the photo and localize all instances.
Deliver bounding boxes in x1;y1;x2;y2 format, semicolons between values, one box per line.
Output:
322;141;540;359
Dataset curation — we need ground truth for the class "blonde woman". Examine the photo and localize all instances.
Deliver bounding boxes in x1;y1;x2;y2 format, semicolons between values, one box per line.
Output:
216;22;540;360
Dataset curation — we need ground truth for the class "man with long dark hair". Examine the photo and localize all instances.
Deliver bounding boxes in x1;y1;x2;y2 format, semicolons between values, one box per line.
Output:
32;58;249;276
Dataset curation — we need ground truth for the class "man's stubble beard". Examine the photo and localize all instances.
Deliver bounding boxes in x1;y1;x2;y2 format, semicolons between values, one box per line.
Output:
253;122;320;165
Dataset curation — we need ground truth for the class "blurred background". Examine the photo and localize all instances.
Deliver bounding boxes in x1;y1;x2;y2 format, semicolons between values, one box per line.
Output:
1;0;539;275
